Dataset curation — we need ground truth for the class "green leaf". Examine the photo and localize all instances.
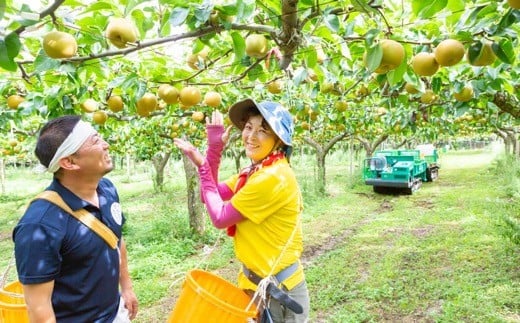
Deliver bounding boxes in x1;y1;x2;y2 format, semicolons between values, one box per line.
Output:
403;70;420;88
460;5;485;28
445;0;465;26
292;67;308;86
5;32;21;60
323;14;340;33
169;7;190;26
218;3;239;16
62;95;73;110
364;45;383;72
0;0;5;21
466;41;482;65
83;1;117;14
231;32;245;63
306;47;318;68
386;57;407;86
194;2;213;25
247;64;263;81
0;33;20;72
351;0;377;14
494;9;520;35
412;0;448;18
364;29;380;47
431;77;442;93
124;0;142;16
493;39;514;64
132;10;153;37
33;52;61;73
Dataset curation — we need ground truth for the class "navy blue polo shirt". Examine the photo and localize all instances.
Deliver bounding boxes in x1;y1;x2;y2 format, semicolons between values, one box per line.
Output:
13;178;125;323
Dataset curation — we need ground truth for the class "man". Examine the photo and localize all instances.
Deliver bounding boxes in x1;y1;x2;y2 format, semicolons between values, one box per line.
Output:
13;115;138;322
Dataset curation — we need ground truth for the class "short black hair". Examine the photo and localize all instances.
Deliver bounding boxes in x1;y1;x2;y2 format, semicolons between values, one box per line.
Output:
35;115;81;167
239;106;272;131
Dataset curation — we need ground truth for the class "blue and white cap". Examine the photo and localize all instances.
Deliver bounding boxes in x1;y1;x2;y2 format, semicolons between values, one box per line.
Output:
229;98;294;146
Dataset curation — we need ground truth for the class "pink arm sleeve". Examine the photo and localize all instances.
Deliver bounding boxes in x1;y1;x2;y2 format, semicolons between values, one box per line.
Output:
206;125;225;183
199;162;244;229
217;182;234;200
200;125;228;202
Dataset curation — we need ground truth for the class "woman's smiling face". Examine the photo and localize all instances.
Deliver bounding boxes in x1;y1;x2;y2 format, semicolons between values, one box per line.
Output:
241;114;279;163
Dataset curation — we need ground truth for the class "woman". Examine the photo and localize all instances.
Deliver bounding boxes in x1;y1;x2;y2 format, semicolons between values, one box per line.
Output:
174;98;309;322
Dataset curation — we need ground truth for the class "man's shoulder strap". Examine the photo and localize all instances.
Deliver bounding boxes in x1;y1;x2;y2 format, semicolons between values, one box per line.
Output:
33;190;118;249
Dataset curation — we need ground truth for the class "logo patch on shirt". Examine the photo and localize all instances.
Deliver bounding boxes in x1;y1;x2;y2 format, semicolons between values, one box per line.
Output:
110;202;122;226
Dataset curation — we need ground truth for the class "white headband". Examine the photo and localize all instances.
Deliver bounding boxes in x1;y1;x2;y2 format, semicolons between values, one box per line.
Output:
36;120;97;174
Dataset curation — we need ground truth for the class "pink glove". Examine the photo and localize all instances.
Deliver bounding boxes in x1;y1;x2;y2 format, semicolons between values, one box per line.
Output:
206;125;225;183
199;161;244;229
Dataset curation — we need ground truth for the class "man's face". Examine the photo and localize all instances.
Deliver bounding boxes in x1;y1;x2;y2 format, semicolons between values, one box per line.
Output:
72;133;113;175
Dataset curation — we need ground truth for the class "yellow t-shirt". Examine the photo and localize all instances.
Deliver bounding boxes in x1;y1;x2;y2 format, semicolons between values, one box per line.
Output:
224;158;304;291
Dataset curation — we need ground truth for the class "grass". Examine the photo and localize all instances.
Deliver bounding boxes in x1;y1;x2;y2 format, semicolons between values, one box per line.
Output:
0;144;519;322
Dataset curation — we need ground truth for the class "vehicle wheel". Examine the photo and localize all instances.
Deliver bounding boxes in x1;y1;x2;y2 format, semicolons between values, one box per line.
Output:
427;167;439;181
373;186;385;194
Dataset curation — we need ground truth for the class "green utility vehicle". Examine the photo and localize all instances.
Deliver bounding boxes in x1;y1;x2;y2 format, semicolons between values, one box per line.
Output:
363;145;439;194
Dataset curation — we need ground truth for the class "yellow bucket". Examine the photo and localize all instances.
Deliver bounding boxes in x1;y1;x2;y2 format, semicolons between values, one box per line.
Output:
0;281;29;323
168;269;257;323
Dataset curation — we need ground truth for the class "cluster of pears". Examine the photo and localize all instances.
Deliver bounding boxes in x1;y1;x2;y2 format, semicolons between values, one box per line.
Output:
42;17;137;59
406;38;494;104
79;98;108;125
405;82;474;105
78;85;223;123
411;39;496;78
138;85;222;122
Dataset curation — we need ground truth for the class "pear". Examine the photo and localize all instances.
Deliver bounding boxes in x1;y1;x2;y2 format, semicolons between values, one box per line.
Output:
107;95;124;112
245;34;268;58
136;93;157;117
411;52;439;76
454;86;474;102
42;31;77;59
7;95;25;110
158;84;179;104
106;18;138;49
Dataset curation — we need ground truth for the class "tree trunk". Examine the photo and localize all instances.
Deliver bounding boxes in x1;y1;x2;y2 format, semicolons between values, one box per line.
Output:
304;132;350;194
496;129;511;155
0;158;5;195
493;92;520;118
349;139;354;176
151;152;171;191
316;152;326;194
357;134;389;157
181;154;206;235
232;149;242;173
125;153;132;179
507;131;518;157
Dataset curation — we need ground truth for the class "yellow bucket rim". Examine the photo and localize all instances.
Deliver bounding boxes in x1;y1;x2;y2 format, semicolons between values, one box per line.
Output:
186;269;257;317
0;300;26;309
0;290;24;299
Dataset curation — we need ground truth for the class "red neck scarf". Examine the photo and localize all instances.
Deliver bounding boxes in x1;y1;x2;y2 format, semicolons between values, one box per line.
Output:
227;151;285;237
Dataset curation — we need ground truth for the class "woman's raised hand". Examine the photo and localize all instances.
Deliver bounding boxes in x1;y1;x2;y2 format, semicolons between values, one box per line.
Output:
206;110;224;126
206;110;232;145
173;138;205;167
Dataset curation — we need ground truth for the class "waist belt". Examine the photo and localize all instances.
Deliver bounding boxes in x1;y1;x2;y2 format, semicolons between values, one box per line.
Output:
243;263;303;314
